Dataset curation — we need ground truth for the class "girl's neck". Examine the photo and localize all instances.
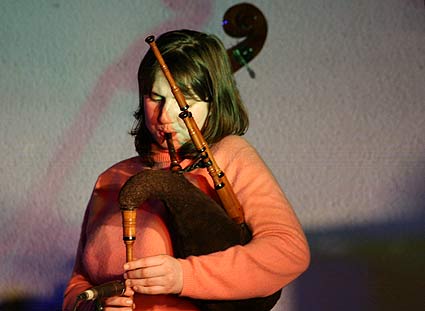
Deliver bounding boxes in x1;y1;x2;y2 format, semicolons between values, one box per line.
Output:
150;147;172;169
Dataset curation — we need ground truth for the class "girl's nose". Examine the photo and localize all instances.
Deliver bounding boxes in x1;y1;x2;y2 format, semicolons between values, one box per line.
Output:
158;98;179;124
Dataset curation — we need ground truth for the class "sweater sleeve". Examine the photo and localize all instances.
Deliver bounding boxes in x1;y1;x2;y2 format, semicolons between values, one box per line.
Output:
178;136;310;300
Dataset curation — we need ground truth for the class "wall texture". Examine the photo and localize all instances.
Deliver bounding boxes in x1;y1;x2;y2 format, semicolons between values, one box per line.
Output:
1;0;424;310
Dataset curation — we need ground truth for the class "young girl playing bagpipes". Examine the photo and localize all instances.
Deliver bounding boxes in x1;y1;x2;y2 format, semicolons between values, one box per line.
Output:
63;29;310;311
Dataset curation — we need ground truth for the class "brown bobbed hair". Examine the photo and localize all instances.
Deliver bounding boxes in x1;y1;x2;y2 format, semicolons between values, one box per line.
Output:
131;29;249;166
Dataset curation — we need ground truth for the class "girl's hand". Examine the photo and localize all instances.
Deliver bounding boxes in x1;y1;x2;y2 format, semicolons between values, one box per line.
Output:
124;255;183;295
102;286;134;310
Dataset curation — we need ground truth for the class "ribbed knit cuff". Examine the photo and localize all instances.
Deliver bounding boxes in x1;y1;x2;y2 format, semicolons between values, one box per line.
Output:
177;258;196;297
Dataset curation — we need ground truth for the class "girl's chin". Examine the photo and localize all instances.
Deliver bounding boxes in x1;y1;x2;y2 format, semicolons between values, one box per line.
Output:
152;141;168;151
152;133;186;150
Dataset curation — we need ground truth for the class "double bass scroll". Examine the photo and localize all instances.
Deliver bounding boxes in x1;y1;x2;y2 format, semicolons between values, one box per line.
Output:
223;3;268;77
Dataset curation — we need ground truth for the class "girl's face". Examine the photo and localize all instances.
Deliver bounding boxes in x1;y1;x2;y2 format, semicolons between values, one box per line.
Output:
144;70;209;150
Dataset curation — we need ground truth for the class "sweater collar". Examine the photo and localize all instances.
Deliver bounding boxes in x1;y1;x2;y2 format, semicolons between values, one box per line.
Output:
151;149;172;169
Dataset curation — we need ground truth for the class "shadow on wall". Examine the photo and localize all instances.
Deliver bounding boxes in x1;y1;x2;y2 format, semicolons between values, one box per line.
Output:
293;217;425;311
1;217;424;311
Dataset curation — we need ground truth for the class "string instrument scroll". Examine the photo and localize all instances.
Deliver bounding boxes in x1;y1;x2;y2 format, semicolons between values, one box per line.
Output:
223;3;268;77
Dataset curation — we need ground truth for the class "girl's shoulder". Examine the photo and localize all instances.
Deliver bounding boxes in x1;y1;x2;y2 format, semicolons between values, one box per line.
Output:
215;135;252;150
214;135;259;156
212;135;259;164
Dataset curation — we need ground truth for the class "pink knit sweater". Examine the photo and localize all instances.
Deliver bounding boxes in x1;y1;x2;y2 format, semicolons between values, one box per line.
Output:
63;135;310;310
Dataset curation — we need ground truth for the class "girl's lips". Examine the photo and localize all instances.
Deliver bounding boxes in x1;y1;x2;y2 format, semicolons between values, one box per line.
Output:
158;129;176;138
157;130;177;146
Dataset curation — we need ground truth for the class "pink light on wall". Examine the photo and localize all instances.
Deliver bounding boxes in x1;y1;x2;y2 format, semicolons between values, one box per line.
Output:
1;0;214;300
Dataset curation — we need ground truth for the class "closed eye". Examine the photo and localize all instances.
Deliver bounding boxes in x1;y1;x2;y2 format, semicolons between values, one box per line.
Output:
148;92;165;103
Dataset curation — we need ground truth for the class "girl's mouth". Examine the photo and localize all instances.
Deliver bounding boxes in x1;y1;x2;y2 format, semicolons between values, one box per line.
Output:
157;130;177;147
158;130;174;139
